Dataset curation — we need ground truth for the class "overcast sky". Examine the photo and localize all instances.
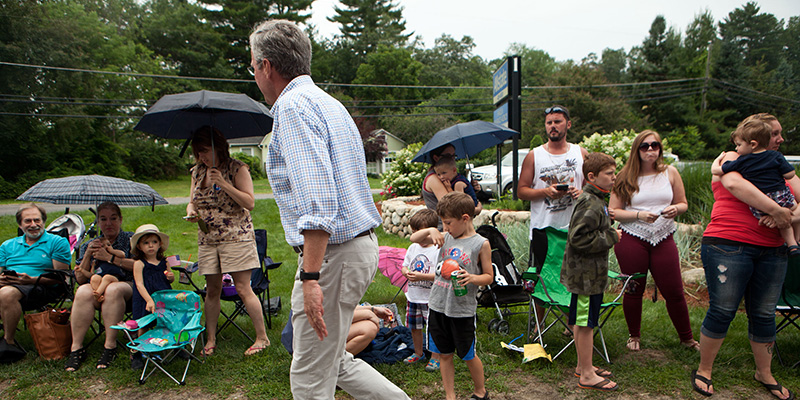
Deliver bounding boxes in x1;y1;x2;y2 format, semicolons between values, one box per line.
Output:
308;0;799;62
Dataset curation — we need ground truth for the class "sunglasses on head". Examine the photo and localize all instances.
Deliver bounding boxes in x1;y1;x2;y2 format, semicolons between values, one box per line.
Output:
544;106;566;115
638;141;662;151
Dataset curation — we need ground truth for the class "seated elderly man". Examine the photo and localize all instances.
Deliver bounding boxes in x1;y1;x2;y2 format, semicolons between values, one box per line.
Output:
0;203;71;352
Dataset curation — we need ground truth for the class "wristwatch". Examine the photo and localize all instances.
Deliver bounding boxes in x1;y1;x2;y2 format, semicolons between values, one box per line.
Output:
299;269;320;281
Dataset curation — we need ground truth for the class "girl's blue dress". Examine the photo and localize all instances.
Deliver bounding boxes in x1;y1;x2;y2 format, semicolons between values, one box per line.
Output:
132;259;172;319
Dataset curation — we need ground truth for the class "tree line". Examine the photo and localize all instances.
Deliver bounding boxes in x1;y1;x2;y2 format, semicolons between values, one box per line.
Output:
0;0;797;198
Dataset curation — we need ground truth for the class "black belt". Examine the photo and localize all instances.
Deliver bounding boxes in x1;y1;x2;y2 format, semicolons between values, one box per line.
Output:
293;228;374;254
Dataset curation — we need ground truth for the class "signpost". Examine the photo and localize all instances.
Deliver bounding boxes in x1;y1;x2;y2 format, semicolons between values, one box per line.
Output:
493;56;521;199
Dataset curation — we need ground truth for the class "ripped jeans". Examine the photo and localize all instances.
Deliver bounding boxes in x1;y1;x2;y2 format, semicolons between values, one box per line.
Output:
701;242;787;343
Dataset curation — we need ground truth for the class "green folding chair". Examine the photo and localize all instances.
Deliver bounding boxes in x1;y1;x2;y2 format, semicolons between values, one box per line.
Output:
775;256;800;368
523;226;641;363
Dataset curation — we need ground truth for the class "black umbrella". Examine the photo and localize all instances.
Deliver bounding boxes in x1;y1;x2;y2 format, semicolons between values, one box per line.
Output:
412;120;519;163
134;90;273;140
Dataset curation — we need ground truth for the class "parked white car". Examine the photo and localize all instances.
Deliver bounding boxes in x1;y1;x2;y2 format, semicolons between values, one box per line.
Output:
469;148;530;196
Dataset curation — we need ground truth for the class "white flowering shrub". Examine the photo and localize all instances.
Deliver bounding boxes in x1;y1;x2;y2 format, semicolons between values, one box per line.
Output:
380;142;429;198
579;129;671;168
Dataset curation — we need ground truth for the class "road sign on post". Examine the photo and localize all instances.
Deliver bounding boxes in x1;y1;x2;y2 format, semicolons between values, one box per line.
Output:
493;56;521;199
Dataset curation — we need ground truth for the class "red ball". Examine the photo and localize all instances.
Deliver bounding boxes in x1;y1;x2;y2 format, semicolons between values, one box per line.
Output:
441;259;460;277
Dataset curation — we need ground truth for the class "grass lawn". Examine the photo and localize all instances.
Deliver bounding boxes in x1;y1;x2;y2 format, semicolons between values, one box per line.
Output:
1;200;799;399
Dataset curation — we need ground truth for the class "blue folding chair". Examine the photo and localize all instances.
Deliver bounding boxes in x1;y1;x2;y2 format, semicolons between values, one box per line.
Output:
112;290;204;385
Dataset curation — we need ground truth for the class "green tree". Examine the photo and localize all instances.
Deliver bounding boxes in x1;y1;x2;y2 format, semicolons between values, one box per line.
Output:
414;35;489;88
197;0;313;77
328;0;411;60
599;48;628;83
352;45;423;104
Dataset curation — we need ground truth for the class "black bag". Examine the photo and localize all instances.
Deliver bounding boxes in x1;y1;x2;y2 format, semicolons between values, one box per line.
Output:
0;338;26;364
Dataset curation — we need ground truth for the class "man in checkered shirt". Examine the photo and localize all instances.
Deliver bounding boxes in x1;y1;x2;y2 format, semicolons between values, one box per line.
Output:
250;20;409;400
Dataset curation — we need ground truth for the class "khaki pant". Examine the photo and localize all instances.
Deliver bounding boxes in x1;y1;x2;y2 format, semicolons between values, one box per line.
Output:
290;232;410;400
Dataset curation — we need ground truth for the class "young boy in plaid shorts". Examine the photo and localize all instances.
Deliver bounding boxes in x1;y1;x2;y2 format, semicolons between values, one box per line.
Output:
401;208;441;371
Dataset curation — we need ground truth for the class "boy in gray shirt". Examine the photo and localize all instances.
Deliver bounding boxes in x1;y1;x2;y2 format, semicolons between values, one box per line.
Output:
410;192;493;400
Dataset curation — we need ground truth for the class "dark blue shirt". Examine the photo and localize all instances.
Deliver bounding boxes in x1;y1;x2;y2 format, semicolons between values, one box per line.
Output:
452;174;479;206
722;150;795;193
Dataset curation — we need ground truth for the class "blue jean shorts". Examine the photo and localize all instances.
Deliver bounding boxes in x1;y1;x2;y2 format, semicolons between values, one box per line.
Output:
701;242;787;343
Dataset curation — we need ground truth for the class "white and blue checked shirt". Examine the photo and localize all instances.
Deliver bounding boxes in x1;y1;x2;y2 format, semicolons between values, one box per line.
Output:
266;75;381;246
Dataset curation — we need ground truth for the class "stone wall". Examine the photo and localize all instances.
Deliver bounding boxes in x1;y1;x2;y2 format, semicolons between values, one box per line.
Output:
380;197;531;238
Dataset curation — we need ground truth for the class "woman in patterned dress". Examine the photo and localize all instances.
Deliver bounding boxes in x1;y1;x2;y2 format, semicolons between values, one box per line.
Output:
185;126;270;356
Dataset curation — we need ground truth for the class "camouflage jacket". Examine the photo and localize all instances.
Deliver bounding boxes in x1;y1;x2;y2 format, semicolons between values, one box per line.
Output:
560;183;619;295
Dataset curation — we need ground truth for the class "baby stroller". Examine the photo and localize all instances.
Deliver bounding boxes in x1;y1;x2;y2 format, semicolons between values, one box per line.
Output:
46;213;86;255
476;215;534;335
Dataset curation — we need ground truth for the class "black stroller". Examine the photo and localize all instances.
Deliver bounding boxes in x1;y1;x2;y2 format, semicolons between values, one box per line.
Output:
476;215;534;335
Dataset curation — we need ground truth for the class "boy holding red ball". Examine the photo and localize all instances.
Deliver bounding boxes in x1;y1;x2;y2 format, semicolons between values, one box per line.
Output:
410;192;493;400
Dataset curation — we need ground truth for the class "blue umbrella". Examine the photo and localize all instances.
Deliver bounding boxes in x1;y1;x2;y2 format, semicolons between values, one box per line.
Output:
412;120;520;163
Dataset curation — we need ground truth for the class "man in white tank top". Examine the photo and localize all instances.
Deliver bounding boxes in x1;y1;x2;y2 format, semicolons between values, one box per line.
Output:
518;105;588;270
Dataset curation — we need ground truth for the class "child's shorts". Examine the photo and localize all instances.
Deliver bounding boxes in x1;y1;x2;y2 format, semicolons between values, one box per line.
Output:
406;301;429;330
749;187;796;219
568;293;603;328
427;309;476;360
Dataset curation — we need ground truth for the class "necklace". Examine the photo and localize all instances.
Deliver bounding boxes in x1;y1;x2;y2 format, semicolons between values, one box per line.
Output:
543;142;569;167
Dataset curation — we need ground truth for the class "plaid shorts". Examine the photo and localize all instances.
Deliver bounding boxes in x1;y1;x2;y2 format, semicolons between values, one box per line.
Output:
406;301;429;330
750;187;796;218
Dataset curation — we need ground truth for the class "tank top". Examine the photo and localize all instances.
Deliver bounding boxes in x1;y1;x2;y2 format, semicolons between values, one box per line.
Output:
191;159;255;245
528;143;585;232
422;169;439;212
620;169;676;246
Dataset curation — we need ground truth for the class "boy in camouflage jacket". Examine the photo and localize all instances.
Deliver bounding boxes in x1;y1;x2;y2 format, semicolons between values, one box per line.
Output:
561;152;620;392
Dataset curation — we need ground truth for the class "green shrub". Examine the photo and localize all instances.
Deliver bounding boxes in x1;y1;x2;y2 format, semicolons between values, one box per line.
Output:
579;129;672;168
380;143;428;198
677;162;713;226
484;196;530;211
232;152;266;179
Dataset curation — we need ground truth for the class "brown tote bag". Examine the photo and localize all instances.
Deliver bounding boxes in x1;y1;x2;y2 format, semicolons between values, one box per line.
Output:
24;308;72;360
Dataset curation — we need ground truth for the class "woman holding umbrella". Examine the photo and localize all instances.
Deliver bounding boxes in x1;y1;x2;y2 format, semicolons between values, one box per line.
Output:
184;126;270;356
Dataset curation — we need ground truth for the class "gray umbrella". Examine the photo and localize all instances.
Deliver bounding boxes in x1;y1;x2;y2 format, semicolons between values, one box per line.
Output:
17;175;168;207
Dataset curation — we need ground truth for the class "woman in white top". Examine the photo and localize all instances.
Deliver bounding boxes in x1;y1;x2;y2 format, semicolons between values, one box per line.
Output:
609;130;698;351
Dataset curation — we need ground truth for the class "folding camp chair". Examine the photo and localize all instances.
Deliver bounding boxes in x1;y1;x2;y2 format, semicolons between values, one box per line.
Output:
175;229;281;341
256;229;283;329
775;256;800;368
112;290;204;385
523;227;640;363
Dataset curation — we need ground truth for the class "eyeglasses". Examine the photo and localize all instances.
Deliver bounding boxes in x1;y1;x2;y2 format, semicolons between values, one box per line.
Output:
247;59;263;76
545;106;566;115
638;141;662;151
439;152;456;158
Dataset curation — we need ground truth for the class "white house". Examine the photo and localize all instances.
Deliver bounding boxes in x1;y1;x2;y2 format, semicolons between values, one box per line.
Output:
253;129;406;175
367;129;406;175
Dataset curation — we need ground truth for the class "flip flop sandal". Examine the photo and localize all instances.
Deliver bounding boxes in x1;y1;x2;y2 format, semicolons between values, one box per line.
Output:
201;345;216;356
469;389;490;400
756;377;795;400
96;347;117;369
578;378;618;392
244;343;269;356
574;368;614;378
691;369;713;397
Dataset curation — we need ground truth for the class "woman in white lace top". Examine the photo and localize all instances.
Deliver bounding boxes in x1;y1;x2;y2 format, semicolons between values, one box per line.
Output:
609;130;698;352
